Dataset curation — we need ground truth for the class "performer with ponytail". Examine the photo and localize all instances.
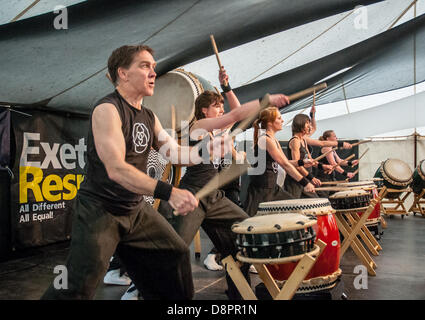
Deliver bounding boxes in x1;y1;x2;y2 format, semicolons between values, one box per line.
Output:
243;107;316;217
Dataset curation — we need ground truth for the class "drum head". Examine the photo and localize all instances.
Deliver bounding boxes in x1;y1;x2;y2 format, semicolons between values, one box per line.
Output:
143;69;214;131
329;189;369;199
381;159;413;186
232;213;316;234
257;198;334;216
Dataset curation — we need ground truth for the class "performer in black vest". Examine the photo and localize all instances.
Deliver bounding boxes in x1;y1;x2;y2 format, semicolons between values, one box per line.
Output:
159;68;291;299
284;113;353;198
243;107;316;217
41;45;228;300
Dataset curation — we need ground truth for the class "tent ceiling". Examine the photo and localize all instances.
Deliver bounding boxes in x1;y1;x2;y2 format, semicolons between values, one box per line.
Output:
0;0;383;114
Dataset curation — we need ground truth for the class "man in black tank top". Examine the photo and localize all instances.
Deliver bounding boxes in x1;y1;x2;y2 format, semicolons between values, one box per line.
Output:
41;45;210;300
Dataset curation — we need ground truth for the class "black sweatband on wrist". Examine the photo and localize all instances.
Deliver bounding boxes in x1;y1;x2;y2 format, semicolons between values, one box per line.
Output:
337;140;344;148
310;112;314;119
297;159;304;166
220;83;232;93
342;171;348;177
318;163;323;170
306;173;314;180
298;177;310;187
154;180;173;201
348;161;353;166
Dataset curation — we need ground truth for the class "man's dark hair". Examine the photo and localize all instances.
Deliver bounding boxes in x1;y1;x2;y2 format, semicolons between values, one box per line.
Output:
107;45;154;86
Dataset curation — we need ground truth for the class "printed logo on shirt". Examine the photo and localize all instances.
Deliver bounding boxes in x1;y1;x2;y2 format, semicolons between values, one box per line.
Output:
272;162;279;173
133;123;150;154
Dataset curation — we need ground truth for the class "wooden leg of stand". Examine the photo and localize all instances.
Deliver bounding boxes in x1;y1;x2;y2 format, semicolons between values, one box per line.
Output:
275;240;327;300
222;256;257;300
352;213;382;252
336;214;377;276
194;230;201;258
254;264;280;299
381;216;387;228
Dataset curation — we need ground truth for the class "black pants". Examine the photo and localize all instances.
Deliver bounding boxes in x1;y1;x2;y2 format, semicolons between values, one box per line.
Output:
159;187;250;300
41;194;193;300
243;184;294;217
284;176;318;199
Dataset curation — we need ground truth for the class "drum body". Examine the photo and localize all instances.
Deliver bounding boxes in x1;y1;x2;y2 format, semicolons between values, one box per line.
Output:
233;214;316;261
143;69;215;133
257;199;341;289
337;181;381;225
328;189;370;210
411;160;425;196
373;159;413;198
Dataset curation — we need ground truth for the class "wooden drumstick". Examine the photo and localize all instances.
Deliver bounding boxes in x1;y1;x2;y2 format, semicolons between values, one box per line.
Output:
320;180;350;185
350;139;372;147
353;147;369;167
313;147;337;162
210;34;228;86
287;83;327;102
332;154;355;169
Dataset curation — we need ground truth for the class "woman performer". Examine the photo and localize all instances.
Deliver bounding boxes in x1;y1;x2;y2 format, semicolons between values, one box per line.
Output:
316;130;358;183
284;114;352;198
243;107;316;217
159;67;291;299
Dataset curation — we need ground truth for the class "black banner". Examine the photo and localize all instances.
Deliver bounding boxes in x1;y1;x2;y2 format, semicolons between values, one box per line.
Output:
10;110;89;249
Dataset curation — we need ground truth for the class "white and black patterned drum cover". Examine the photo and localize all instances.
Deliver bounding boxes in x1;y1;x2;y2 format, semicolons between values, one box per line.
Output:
232;214;316;260
257;198;334;216
143;148;175;206
329;189;370;211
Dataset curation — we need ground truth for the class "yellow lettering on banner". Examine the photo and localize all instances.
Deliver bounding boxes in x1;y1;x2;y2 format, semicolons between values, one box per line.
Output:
42;174;63;202
20;166;44;203
63;174;77;200
77;174;84;189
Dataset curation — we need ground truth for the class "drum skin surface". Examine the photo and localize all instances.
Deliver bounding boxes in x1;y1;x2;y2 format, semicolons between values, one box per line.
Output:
266;212;340;281
374;159;413;197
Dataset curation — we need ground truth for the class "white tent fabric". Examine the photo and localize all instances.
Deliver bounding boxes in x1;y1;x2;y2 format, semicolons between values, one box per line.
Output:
184;0;424;91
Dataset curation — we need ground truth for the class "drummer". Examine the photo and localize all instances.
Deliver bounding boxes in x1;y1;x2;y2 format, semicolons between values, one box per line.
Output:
243;106;316;217
284;113;352;198
159;67;292;299
317;130;358;183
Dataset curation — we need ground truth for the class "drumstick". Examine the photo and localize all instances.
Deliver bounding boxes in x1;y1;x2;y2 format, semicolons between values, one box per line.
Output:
353;147;369;167
287;82;327;102
171;105;176;139
313;147;337;162
350;139;372;147
332;154;355;169
210;35;228;86
320;180;350;185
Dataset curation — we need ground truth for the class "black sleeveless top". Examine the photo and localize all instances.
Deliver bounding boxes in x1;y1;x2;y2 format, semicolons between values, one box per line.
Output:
250;134;279;188
179;132;219;190
286;136;312;182
79;90;158;214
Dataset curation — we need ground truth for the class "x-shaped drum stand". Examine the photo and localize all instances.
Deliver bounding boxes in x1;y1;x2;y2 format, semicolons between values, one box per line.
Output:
409;189;425;217
333;187;386;276
222;240;327;300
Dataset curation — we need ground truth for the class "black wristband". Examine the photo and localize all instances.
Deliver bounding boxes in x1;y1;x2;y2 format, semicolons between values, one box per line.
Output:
153;180;173;201
318;163;323;170
348;161;353;166
337;140;344;148
297;159;304;166
220;83;232;93
342;171;348;177
306;173;314;180
298;177;310;187
310;112;314;119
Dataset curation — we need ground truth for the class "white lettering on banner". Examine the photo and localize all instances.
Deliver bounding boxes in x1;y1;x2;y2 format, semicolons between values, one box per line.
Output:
354;5;368;30
353;265;368;289
20;133;87;170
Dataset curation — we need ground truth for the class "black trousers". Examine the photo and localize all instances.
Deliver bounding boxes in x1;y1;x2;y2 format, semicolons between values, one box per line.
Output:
41;194;193;300
284;176;318;199
159;187;250;300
